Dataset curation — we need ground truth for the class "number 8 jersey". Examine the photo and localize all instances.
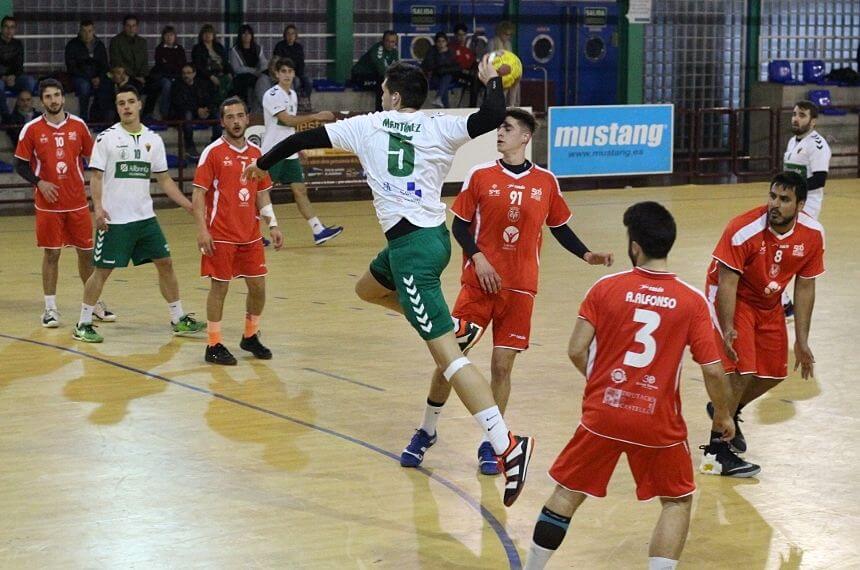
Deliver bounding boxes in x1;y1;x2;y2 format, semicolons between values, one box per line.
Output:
325;111;471;231
577;267;722;447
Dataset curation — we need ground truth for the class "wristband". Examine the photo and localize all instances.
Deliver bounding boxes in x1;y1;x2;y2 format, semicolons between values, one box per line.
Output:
259;204;278;228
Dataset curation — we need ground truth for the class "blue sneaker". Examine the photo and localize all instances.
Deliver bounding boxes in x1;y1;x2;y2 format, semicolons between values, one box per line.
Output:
313;225;344;245
783;300;795;320
262;237;271;247
400;428;437;468
478;441;500;476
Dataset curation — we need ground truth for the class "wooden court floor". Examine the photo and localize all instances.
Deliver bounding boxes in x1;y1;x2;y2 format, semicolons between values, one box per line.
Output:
0;180;858;569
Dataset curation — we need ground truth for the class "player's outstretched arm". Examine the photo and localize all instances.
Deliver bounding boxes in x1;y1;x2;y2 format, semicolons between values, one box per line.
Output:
274;110;336;128
568;318;596;376
549;224;614;266
701;361;736;441
246;127;334;181
154;171;193;212
716;263;740;361
793;276;816;379
466;55;506;139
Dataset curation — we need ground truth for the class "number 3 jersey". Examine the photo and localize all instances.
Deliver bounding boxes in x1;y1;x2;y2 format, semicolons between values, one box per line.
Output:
451;160;571;295
325;110;471;232
578;267;722;447
705;205;825;311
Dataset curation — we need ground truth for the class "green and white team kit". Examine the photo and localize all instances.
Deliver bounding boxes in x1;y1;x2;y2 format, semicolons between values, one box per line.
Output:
784;129;831;219
325;111;472;340
262;85;304;183
89;124;171;267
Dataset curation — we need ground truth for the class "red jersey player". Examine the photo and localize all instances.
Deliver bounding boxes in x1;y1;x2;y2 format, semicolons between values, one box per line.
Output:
699;171;824;476
192;97;283;365
13;78;115;327
523;202;735;570
399;108;613;474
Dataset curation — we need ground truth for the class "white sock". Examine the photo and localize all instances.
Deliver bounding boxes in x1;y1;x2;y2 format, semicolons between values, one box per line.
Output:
781;290;791;306
420;400;444;436
308;217;324;233
649;557;678;570
45;295;57;310
168;301;184;324
473;405;510;455
79;303;94;325
524;543;555;570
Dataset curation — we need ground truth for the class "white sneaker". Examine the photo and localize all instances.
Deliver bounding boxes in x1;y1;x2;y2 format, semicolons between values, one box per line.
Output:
41;308;60;328
432;97;444;108
93;300;117;322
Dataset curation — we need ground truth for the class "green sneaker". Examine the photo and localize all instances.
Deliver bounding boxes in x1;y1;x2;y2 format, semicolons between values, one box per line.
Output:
73;322;103;343
172;313;206;336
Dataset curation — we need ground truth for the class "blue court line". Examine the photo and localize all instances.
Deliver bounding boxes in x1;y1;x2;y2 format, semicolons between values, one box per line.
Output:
0;333;521;569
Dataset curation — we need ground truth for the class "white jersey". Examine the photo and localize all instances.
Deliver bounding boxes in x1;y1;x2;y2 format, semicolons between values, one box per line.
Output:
90;123;168;224
262;84;298;159
784;129;831;187
325;110;471;231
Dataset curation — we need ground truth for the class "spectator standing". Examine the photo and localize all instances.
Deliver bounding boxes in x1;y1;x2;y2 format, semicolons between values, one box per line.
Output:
273;24;311;99
229;24;267;109
451;23;479;107
0;15;38;111
65;19;110;121
491;21;519;106
192;24;232;106
421;32;459;108
5;89;35;143
350;30;398;112
170;63;220;159
143;25;187;119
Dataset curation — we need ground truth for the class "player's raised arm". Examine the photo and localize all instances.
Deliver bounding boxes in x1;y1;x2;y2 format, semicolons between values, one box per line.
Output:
246;126;334;180
465;55;506;139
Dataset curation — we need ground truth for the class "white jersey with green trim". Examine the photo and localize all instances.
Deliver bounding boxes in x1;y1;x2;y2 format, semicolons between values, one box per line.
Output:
262;84;298;159
325;110;471;232
89;123;168;224
784;129;831;183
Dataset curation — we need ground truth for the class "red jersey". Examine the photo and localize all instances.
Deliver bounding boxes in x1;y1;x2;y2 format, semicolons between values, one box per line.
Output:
706;206;825;311
451;160;571;295
193;138;273;244
578;267;722;447
451;41;475;71
14;113;93;212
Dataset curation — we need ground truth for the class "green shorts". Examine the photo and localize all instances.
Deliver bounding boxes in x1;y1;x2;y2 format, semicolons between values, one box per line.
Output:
93;217;171;268
369;223;453;341
269;158;304;184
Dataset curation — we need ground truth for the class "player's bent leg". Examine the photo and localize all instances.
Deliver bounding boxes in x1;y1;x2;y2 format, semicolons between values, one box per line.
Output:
355;270;402;313
524;486;587;570
649;495;693;567
241;276;272;360
291;182;344;245
477;348;519;475
290;182;316;221
740;376;783;406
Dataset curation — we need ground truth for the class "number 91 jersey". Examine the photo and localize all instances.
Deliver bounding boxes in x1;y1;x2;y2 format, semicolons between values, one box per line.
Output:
577;267;722;447
325;110;472;232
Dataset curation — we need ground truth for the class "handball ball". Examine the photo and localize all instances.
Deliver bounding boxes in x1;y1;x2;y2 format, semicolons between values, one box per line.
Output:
489;50;522;89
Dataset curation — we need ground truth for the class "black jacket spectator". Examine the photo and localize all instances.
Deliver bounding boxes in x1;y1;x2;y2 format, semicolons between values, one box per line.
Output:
0;36;24;77
191;41;231;83
65;35;109;80
273;39;305;78
170;74;217;118
154;43;186;80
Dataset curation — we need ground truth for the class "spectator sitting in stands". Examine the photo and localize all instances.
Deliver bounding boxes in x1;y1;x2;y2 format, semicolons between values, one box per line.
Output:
192;24;232;107
143;25;187;120
274;24;311;100
109;15;148;89
229;24;267;111
91;65;141;123
254;55;279;116
451;22;479;107
4;88;35;143
422;31;459;108
350;30;398;112
491;20;519;106
170;63;220;160
65;19;110;121
0;16;38;112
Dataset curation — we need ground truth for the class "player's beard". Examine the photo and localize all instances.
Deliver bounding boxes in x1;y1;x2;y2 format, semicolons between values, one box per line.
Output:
791;122;810;136
46;103;63;115
768;207;796;229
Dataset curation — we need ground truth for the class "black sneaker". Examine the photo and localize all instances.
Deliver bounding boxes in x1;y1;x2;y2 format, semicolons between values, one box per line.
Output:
707;401;747;453
783;300;795;321
498;432;535;507
699;441;761;477
205;343;237;365
453;317;484;353
239;333;272;359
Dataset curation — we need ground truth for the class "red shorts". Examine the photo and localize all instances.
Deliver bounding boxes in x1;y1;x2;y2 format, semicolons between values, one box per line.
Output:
452;285;535;350
548;425;696;501
201;240;267;281
716;298;788;379
35;207;93;249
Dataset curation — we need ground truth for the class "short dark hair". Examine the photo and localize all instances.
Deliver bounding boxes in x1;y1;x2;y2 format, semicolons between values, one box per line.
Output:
771;171;808;203
454;23;468;34
505;108;536;134
434;31;448;42
1;16;16;27
623;201;677;260
115;84;140;101
220;95;247;116
39;78;64;96
161;25;176;37
80;19;94;28
276;57;296;72
794;99;819;119
384;62;428;109
382;30;397;41
284;24;297;33
181;62;195;72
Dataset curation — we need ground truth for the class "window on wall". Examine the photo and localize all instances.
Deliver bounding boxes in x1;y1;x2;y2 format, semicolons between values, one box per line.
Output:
760;0;860;80
643;0;747;152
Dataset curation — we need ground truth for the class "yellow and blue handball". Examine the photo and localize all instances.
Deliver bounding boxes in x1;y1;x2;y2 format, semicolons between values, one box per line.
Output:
489;50;523;89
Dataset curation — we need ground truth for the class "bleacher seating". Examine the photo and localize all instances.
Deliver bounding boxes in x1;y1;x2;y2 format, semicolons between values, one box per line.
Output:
802;60;830;85
768;60;803;85
808;89;848;116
